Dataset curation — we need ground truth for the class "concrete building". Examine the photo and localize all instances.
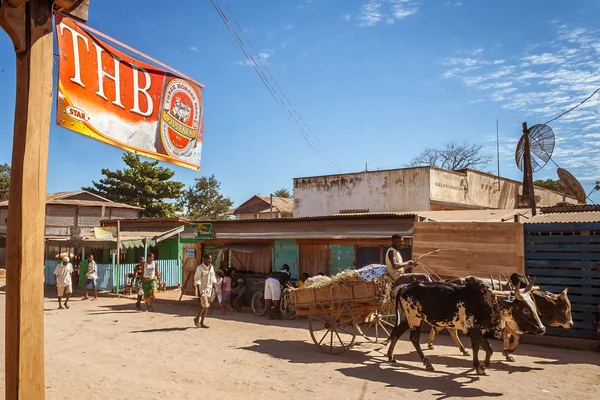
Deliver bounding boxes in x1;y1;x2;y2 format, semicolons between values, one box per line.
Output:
293;166;578;217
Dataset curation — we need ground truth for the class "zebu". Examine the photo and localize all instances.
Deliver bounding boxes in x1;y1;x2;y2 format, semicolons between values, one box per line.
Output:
386;277;545;375
427;274;572;361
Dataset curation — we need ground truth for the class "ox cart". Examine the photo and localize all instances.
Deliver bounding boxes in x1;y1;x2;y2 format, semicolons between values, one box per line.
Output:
289;251;443;355
289;281;389;354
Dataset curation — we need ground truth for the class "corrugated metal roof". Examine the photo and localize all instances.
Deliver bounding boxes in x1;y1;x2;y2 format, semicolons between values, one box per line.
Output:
331;209;532;223
0;190;142;210
525;211;600;224
195;209;533;223
540;204;600;213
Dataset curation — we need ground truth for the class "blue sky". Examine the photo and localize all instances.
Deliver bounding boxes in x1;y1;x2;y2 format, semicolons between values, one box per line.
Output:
1;0;599;205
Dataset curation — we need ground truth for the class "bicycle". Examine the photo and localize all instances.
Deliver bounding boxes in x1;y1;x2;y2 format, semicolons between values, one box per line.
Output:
251;281;297;319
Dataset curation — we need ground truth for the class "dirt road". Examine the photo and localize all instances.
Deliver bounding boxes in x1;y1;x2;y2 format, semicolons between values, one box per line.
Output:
1;282;599;399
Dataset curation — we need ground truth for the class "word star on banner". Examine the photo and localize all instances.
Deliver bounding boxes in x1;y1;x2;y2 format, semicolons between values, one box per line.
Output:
55;14;204;170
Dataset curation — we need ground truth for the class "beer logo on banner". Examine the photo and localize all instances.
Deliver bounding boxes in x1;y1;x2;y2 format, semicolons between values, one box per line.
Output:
159;78;201;157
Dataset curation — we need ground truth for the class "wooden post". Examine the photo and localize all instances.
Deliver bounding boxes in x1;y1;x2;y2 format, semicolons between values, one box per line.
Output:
116;220;120;295
177;232;182;285
1;1;53;398
143;237;148;261
521;122;537;217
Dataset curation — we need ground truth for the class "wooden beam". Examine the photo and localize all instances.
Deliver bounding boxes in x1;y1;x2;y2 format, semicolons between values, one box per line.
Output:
53;0;89;22
0;1;26;52
3;0;53;398
5;0;29;8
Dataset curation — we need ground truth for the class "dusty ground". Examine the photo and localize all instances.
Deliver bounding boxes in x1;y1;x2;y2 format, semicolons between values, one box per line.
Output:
1;280;599;400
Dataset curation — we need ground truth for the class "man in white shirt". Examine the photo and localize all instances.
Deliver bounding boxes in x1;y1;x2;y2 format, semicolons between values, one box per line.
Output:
386;234;414;283
54;256;73;309
83;254;98;300
193;254;217;328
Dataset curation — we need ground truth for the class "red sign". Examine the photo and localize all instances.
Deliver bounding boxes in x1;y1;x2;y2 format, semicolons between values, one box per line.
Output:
55;15;204;170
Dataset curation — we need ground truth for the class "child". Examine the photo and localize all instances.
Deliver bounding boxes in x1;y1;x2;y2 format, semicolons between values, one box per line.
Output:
296;272;309;288
222;270;232;313
210;270;224;315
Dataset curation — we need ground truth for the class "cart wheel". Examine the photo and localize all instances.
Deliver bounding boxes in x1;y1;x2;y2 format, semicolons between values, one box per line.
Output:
251;291;267;316
357;309;396;343
308;300;356;354
280;291;298;320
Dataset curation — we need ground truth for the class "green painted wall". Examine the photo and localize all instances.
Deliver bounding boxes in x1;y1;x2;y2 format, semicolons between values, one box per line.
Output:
158;238;181;260
273;240;299;280
328;245;356;275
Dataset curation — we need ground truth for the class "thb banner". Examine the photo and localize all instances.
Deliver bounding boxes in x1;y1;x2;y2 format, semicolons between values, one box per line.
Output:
55;15;204;170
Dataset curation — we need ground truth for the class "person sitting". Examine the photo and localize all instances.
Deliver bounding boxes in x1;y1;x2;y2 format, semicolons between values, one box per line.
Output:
264;264;291;319
296;272;310;288
386;234;415;283
232;278;248;312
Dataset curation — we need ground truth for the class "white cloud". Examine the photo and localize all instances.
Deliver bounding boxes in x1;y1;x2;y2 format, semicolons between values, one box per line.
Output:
357;0;418;27
189;46;201;54
341;13;352;21
237;50;273;66
521;53;565;66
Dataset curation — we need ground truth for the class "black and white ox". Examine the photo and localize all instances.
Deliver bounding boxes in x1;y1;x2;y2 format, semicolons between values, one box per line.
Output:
386;277;545;375
427;274;572;361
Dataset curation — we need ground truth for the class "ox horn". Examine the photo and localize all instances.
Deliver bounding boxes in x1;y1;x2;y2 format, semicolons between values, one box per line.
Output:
525;276;535;293
490;275;495;290
514;281;524;301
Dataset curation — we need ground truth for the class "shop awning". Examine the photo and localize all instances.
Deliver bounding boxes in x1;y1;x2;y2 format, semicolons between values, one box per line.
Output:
45;225;186;249
212;243;271;253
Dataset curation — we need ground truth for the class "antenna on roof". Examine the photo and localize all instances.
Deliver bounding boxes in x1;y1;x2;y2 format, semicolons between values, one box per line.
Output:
365;162;368;172
586;181;600;204
558;168;587;204
495;119;500;191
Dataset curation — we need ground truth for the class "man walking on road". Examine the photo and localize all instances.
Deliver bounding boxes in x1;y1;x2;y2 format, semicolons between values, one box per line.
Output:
54;256;73;309
194;254;217;328
83;254;98;300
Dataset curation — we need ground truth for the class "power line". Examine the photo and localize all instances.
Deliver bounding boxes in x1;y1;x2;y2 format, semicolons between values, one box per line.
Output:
544;87;600;125
219;0;341;170
207;0;342;171
211;0;341;171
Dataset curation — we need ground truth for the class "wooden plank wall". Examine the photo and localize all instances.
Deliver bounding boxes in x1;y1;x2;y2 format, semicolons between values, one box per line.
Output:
299;244;328;276
231;246;273;275
182;242;201;295
525;222;600;340
413;222;524;279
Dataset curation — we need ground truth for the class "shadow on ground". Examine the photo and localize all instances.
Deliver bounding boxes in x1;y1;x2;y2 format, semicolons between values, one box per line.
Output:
241;338;504;399
338;362;503;400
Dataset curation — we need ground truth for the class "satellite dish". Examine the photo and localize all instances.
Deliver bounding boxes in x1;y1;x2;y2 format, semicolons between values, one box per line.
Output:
557;168;586;203
515;124;555;172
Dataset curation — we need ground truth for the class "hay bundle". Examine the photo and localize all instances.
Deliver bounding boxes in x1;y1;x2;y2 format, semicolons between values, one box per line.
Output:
296;268;395;307
308;270;361;288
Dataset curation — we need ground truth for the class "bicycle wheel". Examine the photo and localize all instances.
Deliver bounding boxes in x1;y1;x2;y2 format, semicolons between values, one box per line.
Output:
280;291;297;320
251;291;267;316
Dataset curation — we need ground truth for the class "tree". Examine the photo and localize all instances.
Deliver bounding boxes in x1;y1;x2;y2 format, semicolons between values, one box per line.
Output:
0;163;10;202
83;153;185;217
178;175;233;220
407;142;494;171
534;179;564;193
272;188;292;198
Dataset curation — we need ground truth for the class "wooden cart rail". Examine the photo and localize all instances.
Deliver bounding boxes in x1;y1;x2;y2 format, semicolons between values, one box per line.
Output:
290;281;380;315
290;281;397;353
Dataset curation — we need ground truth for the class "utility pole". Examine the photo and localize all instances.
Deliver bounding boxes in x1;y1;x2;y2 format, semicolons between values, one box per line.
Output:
0;1;89;398
521;122;537;217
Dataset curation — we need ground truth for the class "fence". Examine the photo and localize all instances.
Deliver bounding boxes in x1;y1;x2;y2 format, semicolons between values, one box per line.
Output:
413;222;525;278
44;259;181;292
524;222;600;340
